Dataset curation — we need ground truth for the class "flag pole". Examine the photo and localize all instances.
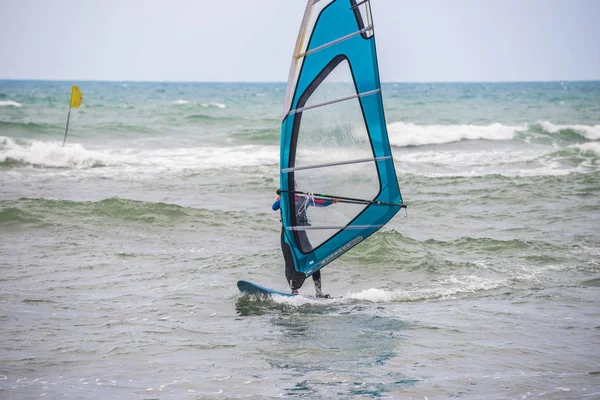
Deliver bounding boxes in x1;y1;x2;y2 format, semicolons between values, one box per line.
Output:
63;107;72;147
62;88;74;147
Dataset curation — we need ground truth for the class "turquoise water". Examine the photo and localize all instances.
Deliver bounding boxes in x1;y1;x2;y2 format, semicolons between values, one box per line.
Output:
1;80;599;399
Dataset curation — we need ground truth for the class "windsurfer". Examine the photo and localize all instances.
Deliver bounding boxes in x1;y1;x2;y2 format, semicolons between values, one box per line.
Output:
272;188;339;297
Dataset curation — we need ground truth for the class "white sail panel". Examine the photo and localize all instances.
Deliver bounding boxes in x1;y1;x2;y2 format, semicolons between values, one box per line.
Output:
283;0;336;115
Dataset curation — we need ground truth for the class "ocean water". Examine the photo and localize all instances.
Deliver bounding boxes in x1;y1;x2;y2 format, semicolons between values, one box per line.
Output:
1;80;599;399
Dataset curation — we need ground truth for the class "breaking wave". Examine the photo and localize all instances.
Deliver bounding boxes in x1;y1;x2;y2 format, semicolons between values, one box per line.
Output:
387;121;600;147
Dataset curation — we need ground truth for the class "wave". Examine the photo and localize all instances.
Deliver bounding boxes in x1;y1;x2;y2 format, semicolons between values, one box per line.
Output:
0;136;123;168
388;122;522;146
201;102;226;109
185;114;222;121
94;122;155;134
0;197;265;227
0;206;45;225
0;121;57;134
571;142;600;156
342;275;508;303
0;100;22;107
396;149;598;178
229;127;280;144
1;130;595;177
387;121;600;147
0;198;191;226
85;198;196;224
270;234;575;303
539;121;600;141
0;136;279;171
173;101;226;108
184;114;238;123
270;273;522;304
346;231;566;268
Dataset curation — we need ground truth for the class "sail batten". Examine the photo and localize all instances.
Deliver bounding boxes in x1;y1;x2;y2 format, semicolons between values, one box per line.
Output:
289;225;383;231
279;0;403;277
287;88;380;115
297;25;374;58
282;155;391;173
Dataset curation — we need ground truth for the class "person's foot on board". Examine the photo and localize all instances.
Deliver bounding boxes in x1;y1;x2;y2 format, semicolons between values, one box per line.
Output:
314;278;330;298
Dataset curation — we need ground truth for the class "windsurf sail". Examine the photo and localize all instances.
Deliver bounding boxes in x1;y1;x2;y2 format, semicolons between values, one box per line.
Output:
279;0;404;278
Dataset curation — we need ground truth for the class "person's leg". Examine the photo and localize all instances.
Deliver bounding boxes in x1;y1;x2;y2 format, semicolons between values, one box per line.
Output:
282;227;305;294
311;270;329;298
296;229;312;253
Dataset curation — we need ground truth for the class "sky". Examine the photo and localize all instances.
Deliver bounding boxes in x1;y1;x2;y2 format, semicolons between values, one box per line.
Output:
1;0;599;82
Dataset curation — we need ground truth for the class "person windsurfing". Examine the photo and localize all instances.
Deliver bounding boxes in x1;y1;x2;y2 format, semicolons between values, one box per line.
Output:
272;184;339;297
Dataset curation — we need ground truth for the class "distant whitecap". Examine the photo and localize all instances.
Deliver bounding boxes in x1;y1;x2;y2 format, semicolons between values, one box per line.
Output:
200;102;226;109
0;100;22;107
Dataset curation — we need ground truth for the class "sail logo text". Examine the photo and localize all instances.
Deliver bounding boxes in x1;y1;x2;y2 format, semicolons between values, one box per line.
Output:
316;236;364;269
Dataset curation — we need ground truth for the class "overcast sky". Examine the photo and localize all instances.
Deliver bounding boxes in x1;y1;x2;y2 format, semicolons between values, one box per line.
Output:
1;0;599;82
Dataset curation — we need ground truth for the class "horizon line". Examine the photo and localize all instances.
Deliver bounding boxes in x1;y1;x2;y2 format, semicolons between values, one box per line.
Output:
1;78;600;85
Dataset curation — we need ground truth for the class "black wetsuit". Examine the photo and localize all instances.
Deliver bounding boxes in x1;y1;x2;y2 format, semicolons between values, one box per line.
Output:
273;194;331;291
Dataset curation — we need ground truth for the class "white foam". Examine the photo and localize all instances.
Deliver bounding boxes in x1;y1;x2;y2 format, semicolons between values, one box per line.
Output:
346;288;394;302
269;293;345;306
398;148;542;168
0;137;279;171
345;275;507;303
0;136;124;168
387;121;600;146
201;103;226;109
2;133;595;179
0;100;22;107
174;99;189;105
394;147;575;177
387;122;524;147
136;145;279;171
341;263;585;304
571;142;600;156
539;121;600;140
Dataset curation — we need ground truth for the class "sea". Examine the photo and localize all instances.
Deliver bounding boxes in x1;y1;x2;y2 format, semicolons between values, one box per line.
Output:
1;80;599;399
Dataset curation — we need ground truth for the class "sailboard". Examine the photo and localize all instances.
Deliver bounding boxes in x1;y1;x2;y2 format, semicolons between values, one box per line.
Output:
238;0;404;297
237;280;295;297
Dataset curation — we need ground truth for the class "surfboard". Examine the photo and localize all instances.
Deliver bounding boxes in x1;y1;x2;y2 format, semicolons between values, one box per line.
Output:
237;280;295;297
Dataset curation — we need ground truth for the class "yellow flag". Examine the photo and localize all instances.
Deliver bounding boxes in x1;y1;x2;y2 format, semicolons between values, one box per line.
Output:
70;85;83;108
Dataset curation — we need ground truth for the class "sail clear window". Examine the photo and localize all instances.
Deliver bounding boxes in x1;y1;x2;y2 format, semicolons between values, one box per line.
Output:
352;0;374;39
291;57;380;252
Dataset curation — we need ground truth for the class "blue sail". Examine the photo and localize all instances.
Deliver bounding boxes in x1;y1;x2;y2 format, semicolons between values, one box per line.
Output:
279;0;403;278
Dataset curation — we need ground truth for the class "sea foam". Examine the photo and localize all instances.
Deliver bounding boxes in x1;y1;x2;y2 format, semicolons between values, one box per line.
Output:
386;121;600;147
345;275;507;303
201;103;226;109
0;100;22;107
571;142;600;157
539;121;600;140
0;136;123;168
387;122;524;147
0;137;280;172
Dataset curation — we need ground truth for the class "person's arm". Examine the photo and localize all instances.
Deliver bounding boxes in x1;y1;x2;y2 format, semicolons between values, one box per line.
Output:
312;197;340;207
272;196;281;211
